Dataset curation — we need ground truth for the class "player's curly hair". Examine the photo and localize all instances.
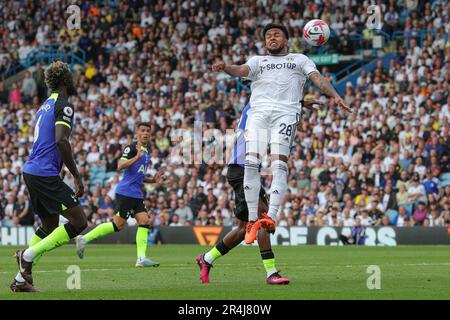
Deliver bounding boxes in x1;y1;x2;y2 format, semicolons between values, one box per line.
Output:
44;60;73;91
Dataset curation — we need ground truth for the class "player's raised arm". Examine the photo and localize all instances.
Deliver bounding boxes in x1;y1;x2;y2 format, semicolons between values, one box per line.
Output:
308;71;352;113
55;123;83;197
212;61;250;77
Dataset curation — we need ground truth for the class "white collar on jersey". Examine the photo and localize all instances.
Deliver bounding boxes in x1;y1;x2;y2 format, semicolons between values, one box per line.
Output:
267;52;290;57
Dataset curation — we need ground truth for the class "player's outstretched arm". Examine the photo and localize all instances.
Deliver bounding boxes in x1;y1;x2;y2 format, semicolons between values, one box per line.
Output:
55;124;83;197
212;61;250;77
308;71;352;113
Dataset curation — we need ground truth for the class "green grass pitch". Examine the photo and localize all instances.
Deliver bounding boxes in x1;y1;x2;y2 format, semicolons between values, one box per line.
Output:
0;244;449;300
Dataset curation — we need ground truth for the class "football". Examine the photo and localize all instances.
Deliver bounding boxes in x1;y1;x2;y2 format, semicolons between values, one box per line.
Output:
303;19;330;46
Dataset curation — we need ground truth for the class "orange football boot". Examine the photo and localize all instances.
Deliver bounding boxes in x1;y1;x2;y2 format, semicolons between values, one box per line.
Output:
244;220;262;244
260;213;276;234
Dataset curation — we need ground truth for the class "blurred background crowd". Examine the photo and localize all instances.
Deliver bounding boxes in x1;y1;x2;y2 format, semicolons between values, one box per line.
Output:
0;0;449;232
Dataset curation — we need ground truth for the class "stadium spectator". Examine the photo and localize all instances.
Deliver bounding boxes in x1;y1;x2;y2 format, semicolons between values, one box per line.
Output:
397;205;410;227
169;214;183;227
21;71;37;103
174;199;193;225
339;218;366;245
2;195;16;227
12;193;34;226
408;174;428;206
412;201;429;226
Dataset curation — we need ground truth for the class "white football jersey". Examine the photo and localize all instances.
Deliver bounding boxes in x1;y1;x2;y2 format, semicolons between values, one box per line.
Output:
244;53;318;111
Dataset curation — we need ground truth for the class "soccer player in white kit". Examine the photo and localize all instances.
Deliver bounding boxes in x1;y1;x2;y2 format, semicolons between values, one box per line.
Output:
212;23;351;244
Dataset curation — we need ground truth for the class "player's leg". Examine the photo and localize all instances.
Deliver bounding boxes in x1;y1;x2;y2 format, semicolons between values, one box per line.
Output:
23;205;87;261
257;229;289;285
215;188;269;254
76;213;125;259
21;175;59;265
28;205;59;247
253;188;289;284
16;204;87;288
29;214;59;265
267;153;288;220
24;185;60;265
134;211;159;267
197;165;273;283
197;165;248;283
253;187;288;284
13;175;86;289
243;110;270;243
203;221;246;262
11;211;59;292
197;223;248;283
266;111;299;223
76;194;132;258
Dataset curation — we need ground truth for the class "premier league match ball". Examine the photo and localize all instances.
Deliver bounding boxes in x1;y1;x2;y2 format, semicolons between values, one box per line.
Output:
303;19;330;46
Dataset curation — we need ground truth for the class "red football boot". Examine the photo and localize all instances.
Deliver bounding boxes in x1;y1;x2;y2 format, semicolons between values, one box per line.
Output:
196;254;212;284
267;271;290;285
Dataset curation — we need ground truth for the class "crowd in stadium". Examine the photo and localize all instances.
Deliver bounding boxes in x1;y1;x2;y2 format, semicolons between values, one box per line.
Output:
0;0;449;232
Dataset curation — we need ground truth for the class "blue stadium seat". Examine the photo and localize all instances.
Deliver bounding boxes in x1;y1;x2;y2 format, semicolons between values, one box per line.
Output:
385;209;398;225
94;172;106;180
105;172;116;180
92;178;104;187
398;203;413;218
90;165;100;174
441;180;450;188
97;166;106;173
439;172;450;181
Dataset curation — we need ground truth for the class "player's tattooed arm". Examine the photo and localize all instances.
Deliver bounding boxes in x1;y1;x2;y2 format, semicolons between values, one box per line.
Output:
212;61;250;77
55;124;83;197
308;71;338;97
308;71;352;113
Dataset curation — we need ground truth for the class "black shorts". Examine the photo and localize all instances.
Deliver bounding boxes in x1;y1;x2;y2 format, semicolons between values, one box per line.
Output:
23;173;79;217
115;193;147;219
226;164;267;222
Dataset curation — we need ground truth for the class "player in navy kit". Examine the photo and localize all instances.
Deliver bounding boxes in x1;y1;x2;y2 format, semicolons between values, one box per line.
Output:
196;103;289;285
75;122;164;267
11;61;87;292
196;99;323;285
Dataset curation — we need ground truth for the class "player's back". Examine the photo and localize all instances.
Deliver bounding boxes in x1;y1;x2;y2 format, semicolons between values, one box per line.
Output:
245;53;317;110
24;92;74;177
